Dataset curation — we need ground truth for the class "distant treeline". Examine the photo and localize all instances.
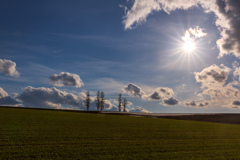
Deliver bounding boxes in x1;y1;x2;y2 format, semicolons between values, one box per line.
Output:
85;91;128;112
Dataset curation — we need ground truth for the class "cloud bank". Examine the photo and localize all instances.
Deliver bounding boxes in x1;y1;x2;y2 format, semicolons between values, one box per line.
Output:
1;86;151;112
18;86;84;109
194;64;240;109
0;59;19;77
13;86;118;111
49;72;84;87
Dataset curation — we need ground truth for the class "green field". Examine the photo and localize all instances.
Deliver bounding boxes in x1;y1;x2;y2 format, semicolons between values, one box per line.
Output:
1;107;240;159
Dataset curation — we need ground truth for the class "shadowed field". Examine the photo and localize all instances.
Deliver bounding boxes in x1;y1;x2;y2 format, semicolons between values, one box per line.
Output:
1;107;240;159
102;112;240;125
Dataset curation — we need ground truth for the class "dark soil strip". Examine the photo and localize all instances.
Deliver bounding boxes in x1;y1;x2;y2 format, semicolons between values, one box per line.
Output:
158;114;240;125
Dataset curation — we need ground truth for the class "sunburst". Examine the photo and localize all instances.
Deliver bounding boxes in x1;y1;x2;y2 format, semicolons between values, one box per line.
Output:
183;40;196;52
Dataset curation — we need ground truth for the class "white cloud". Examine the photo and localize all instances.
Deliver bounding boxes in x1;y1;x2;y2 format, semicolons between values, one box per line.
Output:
194;64;231;88
0;87;8;98
195;64;240;109
129;106;151;113
123;0;161;30
0;59;19;77
202;83;240;101
182;27;207;42
49;72;84;87
122;0;198;30
110;98;132;107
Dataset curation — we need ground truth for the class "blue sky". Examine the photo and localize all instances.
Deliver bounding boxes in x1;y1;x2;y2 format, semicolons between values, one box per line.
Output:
1;0;240;113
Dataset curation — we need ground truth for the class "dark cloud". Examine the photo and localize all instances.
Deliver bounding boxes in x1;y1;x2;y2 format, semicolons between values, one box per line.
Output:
205;70;227;83
0;59;19;77
232;100;240;106
162;97;179;106
124;84;175;102
197;70;228;83
0;96;20;106
148;87;173;101
185;101;209;108
149;91;163;101
215;0;240;57
185;101;196;107
124;83;146;98
49;72;84;87
0;87;20;106
199;102;209;107
159;87;173;96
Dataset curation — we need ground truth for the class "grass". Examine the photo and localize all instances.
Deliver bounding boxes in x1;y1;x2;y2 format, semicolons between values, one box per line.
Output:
1;107;240;159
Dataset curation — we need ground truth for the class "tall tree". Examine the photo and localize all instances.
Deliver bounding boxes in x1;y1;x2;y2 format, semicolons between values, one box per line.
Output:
100;91;105;111
123;98;127;112
96;91;100;111
86;91;90;111
118;94;122;112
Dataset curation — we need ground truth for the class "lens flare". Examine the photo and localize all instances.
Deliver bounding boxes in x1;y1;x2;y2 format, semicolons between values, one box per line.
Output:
183;41;195;52
181;27;207;53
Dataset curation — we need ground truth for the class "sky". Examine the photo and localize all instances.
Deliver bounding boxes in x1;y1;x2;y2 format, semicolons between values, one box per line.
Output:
1;0;240;113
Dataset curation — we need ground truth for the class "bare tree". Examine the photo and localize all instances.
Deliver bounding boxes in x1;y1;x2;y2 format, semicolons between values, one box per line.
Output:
100;91;105;111
123;98;127;112
118;94;122;112
86;91;90;111
96;91;100;111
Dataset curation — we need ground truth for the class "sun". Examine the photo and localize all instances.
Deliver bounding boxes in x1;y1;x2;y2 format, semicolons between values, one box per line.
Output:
183;40;195;52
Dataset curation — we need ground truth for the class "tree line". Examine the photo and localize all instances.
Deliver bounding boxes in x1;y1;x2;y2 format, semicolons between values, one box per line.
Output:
85;91;128;112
